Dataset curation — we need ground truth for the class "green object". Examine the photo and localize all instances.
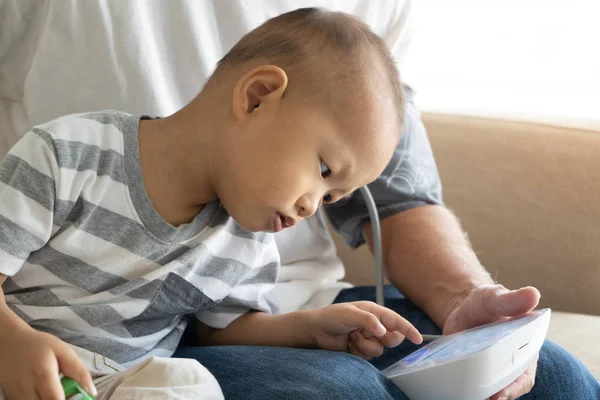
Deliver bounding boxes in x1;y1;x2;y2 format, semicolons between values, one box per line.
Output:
61;377;95;400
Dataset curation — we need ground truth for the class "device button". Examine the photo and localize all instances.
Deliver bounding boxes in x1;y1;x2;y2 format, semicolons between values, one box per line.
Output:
402;347;430;365
512;343;530;365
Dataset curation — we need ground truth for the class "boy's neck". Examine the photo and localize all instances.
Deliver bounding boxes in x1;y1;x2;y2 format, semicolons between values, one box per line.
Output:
137;92;221;227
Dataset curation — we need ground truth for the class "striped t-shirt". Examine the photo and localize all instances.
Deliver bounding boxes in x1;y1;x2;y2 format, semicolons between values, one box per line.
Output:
0;111;280;367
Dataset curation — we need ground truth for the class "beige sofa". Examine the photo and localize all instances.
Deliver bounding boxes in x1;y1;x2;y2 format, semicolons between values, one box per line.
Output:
333;113;600;378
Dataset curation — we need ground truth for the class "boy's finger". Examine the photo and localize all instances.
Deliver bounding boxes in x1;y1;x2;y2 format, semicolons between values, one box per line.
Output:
56;346;97;396
378;330;406;348
348;340;371;360
360;329;405;348
340;307;387;337
351;330;385;358
34;365;64;400
353;302;423;344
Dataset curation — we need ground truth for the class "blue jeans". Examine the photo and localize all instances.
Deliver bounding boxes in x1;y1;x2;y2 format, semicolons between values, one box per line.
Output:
173;285;600;399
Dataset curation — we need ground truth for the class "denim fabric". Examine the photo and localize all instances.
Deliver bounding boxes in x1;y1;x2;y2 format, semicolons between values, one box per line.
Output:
173;285;600;399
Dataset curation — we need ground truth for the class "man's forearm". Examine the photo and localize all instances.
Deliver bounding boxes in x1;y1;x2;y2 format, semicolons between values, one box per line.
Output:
197;310;316;348
363;205;493;329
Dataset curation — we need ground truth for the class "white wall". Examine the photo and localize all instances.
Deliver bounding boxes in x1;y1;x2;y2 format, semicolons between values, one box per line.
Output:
404;0;600;130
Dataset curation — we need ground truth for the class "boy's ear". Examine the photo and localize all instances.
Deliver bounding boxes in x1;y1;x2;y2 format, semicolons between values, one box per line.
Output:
232;65;288;121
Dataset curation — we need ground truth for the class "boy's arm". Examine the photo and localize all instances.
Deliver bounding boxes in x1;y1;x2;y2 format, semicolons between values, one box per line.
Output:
196;301;422;354
0;274;97;398
0;129;58;276
0;274;31;334
196;309;315;348
0;127;98;397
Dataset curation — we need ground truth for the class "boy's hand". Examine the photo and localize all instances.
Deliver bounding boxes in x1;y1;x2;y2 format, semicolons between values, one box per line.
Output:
0;325;96;400
309;301;422;359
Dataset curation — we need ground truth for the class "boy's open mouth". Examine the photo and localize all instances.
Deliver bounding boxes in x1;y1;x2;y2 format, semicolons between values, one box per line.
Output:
273;213;295;232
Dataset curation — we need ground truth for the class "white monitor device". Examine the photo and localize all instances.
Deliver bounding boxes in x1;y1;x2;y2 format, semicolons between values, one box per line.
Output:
382;308;551;400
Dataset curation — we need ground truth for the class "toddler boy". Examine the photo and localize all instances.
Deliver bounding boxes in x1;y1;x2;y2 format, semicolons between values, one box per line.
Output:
0;8;421;399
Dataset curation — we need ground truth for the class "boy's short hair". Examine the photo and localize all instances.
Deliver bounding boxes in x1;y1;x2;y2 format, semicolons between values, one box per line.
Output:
214;7;404;133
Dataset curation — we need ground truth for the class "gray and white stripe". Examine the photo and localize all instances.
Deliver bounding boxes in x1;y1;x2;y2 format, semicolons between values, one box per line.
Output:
0;111;280;366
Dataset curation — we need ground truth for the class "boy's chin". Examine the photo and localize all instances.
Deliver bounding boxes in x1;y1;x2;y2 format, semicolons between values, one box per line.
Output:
241;225;265;233
230;215;267;233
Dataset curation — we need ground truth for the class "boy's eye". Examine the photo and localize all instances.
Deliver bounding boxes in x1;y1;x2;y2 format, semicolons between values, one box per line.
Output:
320;160;331;178
323;194;333;203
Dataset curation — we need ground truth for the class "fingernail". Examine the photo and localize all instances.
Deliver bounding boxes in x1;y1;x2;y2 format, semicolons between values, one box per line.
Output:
88;384;98;396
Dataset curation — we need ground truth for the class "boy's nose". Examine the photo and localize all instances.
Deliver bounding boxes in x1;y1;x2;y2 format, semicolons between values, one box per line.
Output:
296;194;322;218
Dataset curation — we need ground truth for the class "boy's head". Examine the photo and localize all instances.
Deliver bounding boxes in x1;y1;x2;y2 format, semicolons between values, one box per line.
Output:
195;8;404;232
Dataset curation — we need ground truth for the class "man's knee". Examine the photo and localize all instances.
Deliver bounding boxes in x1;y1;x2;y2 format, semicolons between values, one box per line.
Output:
296;352;406;400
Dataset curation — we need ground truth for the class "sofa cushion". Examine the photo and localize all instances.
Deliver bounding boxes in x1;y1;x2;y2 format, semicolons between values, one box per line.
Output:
548;311;600;378
424;113;600;316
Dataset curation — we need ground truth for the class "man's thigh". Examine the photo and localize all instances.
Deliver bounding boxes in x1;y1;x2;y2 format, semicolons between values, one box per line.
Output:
172;345;407;400
173;285;598;399
170;286;431;400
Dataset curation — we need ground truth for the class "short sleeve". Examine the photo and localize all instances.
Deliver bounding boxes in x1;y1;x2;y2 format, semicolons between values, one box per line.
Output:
0;128;58;276
194;240;280;329
325;87;443;248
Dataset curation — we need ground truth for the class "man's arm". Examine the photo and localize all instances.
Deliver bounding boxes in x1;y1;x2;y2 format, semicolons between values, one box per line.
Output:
363;205;493;329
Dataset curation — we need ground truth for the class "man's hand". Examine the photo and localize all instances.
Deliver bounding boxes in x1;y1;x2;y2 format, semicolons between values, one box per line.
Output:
443;284;541;400
310;301;423;359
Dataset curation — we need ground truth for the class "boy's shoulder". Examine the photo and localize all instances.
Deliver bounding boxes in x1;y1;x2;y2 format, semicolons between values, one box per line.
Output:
32;110;139;152
36;110;134;137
